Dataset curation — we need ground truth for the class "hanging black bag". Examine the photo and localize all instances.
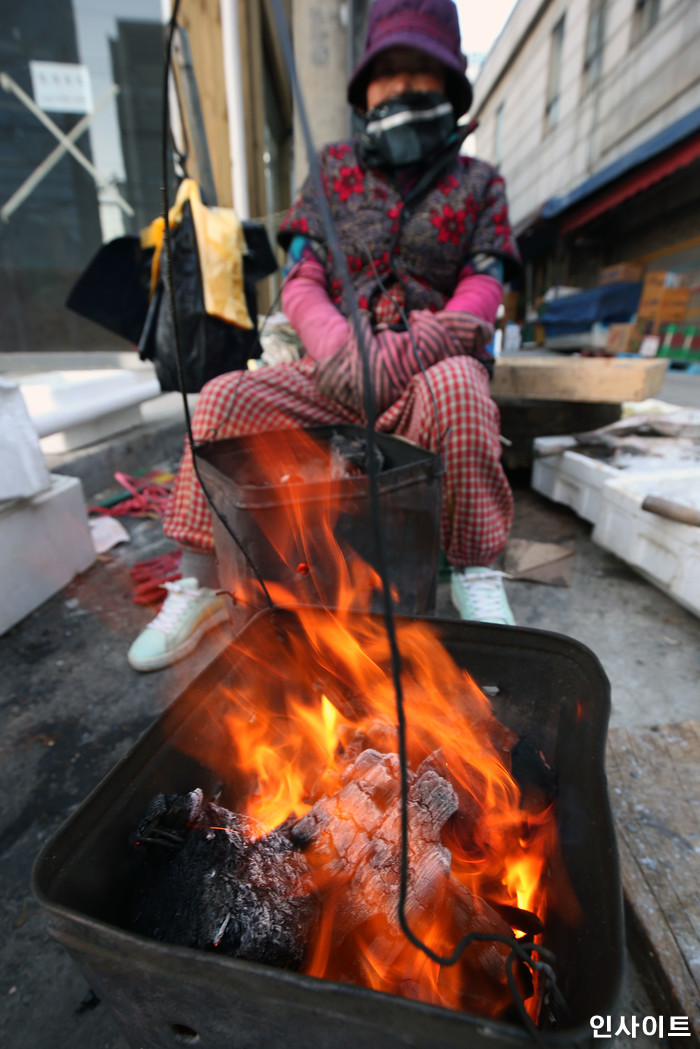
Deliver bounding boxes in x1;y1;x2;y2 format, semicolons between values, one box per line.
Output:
66;178;277;394
137;199;270;392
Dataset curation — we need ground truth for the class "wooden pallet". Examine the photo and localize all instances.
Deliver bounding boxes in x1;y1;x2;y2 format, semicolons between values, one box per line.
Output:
606;722;700;1042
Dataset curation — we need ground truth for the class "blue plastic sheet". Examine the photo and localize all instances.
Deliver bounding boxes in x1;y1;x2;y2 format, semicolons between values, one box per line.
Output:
540;282;642;336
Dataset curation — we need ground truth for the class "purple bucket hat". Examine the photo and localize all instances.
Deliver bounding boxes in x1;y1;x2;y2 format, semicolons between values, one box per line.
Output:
347;0;473;116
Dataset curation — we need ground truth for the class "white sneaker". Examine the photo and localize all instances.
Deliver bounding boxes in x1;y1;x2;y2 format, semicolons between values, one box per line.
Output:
127;578;228;672
450;566;515;625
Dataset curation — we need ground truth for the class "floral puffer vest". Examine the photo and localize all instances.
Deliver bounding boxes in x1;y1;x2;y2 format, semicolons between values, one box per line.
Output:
277;139;521;325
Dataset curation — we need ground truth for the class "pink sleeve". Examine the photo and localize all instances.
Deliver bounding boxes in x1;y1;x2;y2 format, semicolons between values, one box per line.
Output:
443;270;503;325
280;257;349;362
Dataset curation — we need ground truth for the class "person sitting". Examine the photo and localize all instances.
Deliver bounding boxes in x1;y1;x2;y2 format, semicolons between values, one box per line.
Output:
127;0;521;673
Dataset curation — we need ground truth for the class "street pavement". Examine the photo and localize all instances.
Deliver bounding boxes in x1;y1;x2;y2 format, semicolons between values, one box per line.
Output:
1;360;698;1048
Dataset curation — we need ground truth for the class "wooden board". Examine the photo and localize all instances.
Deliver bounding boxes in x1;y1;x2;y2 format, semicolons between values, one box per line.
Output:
606;722;700;1039
174;0;233;207
491;356;667;403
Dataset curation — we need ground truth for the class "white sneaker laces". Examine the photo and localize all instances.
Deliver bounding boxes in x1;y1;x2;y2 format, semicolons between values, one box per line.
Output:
455;569;510;620
150;582;202;634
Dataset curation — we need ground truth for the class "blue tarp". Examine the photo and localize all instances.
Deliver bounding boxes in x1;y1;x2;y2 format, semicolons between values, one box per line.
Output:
540;282;642;336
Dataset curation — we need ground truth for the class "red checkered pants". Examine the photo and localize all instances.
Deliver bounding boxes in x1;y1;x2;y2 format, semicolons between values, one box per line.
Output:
163;355;513;566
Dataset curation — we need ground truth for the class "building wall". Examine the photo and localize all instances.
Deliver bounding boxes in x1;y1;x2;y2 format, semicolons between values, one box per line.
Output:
471;0;700;231
291;0;351;189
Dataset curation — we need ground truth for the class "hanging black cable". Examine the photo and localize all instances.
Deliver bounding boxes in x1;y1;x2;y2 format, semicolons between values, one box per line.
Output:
159;0;568;1032
160;0;273;608
267;2;570;1031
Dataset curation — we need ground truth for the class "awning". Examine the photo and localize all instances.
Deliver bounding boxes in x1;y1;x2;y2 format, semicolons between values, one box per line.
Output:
560;131;700;234
539;103;700;224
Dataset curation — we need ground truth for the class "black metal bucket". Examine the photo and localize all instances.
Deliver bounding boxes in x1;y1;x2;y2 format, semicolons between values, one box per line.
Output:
32;610;623;1049
194;425;443;629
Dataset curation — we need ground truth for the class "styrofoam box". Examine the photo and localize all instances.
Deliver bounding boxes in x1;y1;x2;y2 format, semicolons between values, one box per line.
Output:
532;435;700;525
0;379;51;501
532;439;617;523
0;473;96;635
592;470;700;618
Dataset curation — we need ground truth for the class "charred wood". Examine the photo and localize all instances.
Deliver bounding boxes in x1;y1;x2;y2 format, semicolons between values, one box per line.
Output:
511;738;558;811
130;789;317;968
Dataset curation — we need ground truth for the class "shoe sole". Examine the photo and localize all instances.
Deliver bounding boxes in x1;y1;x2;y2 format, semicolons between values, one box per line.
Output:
128;604;230;673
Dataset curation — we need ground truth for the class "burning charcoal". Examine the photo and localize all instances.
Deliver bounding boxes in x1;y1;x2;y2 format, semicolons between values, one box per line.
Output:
336;719;398;764
511;738;557;811
131;788;205;849
417;751;483;854
329;432;385;477
290;750;458;937
130;791;318;969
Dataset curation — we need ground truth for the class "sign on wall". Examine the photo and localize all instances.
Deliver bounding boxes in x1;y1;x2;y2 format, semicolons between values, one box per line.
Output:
29;61;93;114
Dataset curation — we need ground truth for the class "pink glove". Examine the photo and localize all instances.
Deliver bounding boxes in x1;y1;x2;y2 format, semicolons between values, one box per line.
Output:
281;257;349;361
315;310;493;416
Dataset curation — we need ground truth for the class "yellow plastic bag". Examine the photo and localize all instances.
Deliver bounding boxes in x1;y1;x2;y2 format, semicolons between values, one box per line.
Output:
141;178;252;330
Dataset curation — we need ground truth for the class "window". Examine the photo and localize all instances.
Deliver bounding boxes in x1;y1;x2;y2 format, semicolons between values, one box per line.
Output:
583;0;606;90
494;102;505;167
631;0;661;45
545;17;566;131
0;0;164;353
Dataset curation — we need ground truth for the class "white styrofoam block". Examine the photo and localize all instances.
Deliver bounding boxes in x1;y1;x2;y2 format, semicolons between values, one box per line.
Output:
532;436;700;525
0;379;51;501
592;470;700;618
532;441;619;524
0;473;96;635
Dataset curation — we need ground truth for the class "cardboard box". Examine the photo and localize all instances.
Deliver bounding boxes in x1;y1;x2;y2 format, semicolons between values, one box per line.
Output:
638;274;665;314
606;323;639;355
599;262;644;285
683;283;700;323
639;289;691;326
657;288;691;323
637;270;688;315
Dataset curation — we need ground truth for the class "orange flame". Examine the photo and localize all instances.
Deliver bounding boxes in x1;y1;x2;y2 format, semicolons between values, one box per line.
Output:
197;429;579;1020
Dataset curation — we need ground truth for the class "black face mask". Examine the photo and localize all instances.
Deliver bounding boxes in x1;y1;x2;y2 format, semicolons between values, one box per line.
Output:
355;91;456;168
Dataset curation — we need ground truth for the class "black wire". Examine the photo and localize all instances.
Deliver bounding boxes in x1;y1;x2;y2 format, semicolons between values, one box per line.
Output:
267;2;572;1034
160;0;273;607
161;0;567;1032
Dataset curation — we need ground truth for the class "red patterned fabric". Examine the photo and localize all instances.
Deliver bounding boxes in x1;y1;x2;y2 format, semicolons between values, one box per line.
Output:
277;139;520;328
315;309;493;415
163;354;512;568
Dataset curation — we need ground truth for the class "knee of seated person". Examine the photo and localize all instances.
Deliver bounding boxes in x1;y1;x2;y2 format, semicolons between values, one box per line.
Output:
191;370;253;438
425;356;493;401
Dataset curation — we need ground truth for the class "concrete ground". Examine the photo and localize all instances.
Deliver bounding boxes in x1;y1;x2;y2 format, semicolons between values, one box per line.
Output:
1;357;699;1049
